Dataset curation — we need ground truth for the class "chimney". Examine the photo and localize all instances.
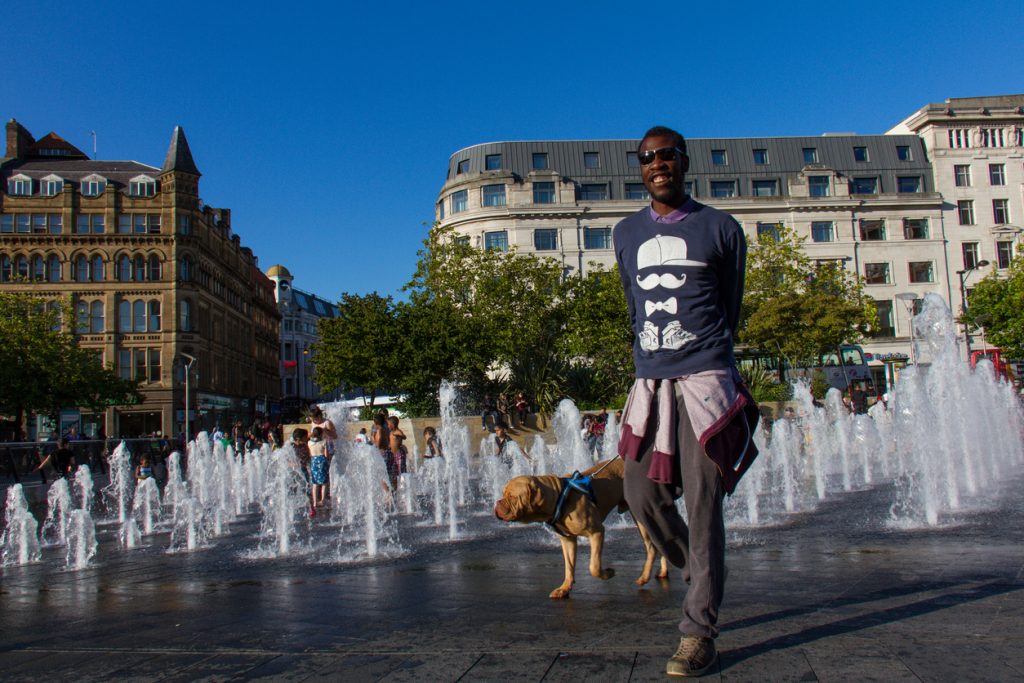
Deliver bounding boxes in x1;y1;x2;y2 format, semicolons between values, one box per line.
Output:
5;119;35;159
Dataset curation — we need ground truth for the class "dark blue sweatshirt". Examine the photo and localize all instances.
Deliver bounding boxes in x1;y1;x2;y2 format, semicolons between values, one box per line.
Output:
613;200;747;379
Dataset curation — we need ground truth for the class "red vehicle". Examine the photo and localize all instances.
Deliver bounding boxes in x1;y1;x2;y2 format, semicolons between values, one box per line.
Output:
970;349;1015;382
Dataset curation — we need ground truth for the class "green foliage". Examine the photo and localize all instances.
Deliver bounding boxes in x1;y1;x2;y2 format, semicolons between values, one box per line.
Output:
962;247;1024;358
738;364;791;403
740;226;876;366
0;293;142;438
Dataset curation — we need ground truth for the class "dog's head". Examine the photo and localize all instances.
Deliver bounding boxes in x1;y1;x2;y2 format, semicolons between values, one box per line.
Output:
494;475;560;523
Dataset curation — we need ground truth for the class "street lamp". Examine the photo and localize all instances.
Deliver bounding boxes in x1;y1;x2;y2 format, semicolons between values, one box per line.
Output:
180;352;197;447
895;292;919;365
956;260;991;358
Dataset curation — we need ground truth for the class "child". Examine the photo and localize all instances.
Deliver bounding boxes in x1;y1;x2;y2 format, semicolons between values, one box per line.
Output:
290;428;315;517
308;427;328;508
494;422;532;467
387;416;408;488
423;426;443;458
135;455;153;482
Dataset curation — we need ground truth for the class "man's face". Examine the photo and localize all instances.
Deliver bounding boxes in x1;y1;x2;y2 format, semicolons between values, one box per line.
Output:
639;134;688;209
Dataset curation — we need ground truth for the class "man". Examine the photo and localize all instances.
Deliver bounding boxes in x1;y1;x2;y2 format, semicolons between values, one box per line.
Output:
615;126;759;677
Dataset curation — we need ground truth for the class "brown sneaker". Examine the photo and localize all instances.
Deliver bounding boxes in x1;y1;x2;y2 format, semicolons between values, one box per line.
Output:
666;635;717;677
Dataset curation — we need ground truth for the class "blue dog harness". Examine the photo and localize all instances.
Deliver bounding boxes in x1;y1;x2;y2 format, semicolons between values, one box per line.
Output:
546;471;597;537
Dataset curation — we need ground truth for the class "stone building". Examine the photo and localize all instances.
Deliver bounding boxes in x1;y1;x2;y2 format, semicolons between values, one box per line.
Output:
888;95;1024;354
0;119;280;438
266;264;340;417
436;130;948;390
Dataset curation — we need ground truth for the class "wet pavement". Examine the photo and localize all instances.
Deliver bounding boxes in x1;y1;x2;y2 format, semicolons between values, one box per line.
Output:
2;478;1023;682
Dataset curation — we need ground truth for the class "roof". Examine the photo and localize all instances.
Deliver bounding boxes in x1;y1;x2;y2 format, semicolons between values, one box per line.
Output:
162;126;201;176
1;159;160;185
288;288;339;319
266;264;292;278
27;132;88;159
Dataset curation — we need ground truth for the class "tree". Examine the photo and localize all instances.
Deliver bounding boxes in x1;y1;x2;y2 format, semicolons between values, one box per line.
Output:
0;293;142;439
312;292;404;406
740;225;876;372
962;247;1024;358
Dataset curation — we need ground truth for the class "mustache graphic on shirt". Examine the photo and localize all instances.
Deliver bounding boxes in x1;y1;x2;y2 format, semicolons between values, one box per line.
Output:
636;272;687;290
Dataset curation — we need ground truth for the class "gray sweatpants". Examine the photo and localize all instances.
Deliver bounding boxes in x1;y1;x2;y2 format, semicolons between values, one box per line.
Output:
623;380;726;640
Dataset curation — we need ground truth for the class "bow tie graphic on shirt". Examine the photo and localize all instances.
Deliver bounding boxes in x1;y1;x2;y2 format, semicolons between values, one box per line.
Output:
645;297;678;316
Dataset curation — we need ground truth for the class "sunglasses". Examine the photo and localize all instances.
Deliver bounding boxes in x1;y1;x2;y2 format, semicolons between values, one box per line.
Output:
637;147;685;165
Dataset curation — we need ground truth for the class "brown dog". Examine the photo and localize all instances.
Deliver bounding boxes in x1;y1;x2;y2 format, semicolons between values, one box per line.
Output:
494;457;669;599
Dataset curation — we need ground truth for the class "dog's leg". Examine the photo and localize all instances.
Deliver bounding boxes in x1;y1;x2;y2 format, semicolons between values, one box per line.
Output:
658;555;670;580
635;520;657;586
588;531;615;580
550;536;577;599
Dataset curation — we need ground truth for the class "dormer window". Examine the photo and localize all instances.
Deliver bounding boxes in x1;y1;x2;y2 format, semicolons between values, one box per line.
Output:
7;174;32;196
129;175;157;197
41;174;64;196
80;174;107;197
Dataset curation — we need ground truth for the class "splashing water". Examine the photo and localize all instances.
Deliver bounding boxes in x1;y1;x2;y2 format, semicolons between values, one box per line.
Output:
2;484;41;565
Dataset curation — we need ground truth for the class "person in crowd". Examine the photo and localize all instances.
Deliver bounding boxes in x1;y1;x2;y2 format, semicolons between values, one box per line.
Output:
371;413;394;491
514;392;529;427
494;422;532;467
33;438;76;480
387;416;408;484
497;393;511;427
423;426;443;458
308;427;329;509
135;455;154;482
481;394;499;431
354;428;369;444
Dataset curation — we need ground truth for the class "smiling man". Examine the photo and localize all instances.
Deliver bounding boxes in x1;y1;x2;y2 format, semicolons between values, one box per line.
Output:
614;126;759;677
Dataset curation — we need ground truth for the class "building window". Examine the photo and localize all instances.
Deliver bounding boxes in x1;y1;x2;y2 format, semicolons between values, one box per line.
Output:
90;301;104;334
803;147;818;164
811;221;834;243
116;255;131;282
134;255;146;282
756;223;780;241
903;218;929;240
31;255;45;282
897;176;921;193
711;150;727;165
148;255;161;281
178;214;191;234
41;176;64;196
989;163;1006;186
860;220;886;241
584;227;612;250
484;230;508;251
1;216;11;233
710;180;736;198
180;299;192;332
117;349;131;380
74;255;90;282
91;255;104;281
134;349;147;382
456;159;469;174
853;146;869;162
76;301;90;334
118;301;131;333
32;214;47;234
626;151;640;168
683;180;695;197
149;301;161;331
751;179;778;197
485;154;502;171
908;261;934;284
15;215;29;233
48;255;61;282
533;181;555;204
957;200;975;225
451;190;468;213
579;183;608;200
962;242;980;270
76;214;105;234
14;256;28;279
179;256;192;282
864;262;891;285
948;129;971;148
149;349;161;383
133;300;146;332
532;153;548;170
583;152;600;169
851;177;877;194
871;300;895;337
7;176;32;196
997;241;1014;269
0;255;9;282
993;199;1009;224
896;145;912;161
625;183;649;200
118;214;160;234
129;177;156;197
808;176;830;197
437;200;444;220
534;229;557;251
80;178;106;196
752;149;769;165
954;165;971;187
482;184;506;207
979;128;1006;147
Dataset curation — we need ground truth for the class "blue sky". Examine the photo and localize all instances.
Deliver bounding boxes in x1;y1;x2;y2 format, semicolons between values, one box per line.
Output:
4;1;1023;300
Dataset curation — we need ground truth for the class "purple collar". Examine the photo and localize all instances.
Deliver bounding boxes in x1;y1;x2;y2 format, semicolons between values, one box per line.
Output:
648;196;695;224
